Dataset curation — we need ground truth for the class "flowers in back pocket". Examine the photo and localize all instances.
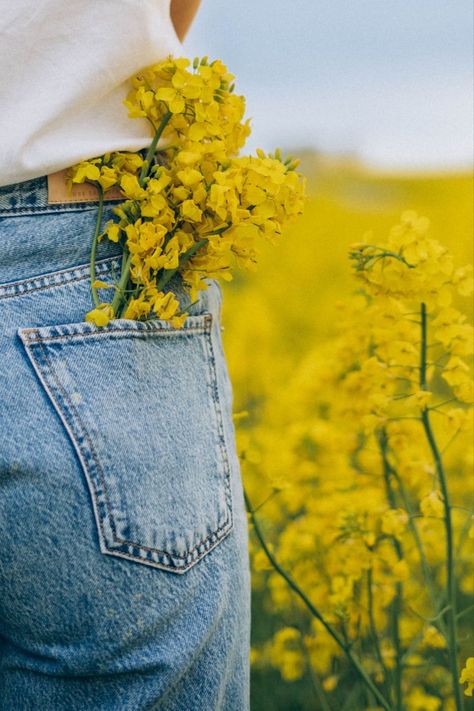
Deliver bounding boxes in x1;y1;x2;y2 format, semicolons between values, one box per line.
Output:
69;56;306;327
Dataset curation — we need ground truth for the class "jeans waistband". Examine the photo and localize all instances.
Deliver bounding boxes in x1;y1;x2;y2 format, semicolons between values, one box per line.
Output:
0;174;122;288
0;176;222;319
0;176;111;215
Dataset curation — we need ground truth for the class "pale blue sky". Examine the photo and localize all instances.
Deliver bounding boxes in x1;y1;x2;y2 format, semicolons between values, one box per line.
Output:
185;1;473;169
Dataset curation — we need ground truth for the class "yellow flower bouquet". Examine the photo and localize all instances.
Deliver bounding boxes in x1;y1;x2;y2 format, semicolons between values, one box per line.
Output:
69;56;306;327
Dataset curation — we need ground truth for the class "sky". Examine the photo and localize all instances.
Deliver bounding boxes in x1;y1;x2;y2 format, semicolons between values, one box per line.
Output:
185;0;473;170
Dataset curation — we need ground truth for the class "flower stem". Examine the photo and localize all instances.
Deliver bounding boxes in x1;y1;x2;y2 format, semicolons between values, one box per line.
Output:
109;112;173;316
139;111;172;186
378;431;404;711
244;489;392;711
111;251;132;315
390;467;447;637
367;567;392;703
419;302;463;711
90;187;105;307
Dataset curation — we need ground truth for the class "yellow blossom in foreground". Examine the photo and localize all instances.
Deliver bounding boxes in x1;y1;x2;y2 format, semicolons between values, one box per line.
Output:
269;628;305;682
68;152;144;193
420;490;445;518
381;508;409;540
460;658;474;696
322;675;338;692
85;303;115;327
406;687;442;711
421;625;446;649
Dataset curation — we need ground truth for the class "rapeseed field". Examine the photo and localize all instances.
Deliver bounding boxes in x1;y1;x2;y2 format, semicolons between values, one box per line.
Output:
222;157;474;711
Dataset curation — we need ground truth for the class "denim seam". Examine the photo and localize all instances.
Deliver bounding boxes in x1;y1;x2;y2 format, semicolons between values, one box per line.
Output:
203;324;234;519
88;531;232;572
24;328;207;344
23;320;211;343
0;257;119;301
22;326;233;571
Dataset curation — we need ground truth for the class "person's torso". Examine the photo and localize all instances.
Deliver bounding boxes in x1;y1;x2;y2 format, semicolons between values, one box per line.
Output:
0;0;182;187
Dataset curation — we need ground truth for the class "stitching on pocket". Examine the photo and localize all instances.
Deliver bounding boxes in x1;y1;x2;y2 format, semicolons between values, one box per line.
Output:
0;257;119;301
21;318;234;573
202;320;234;518
22;322;211;344
42;339;233;558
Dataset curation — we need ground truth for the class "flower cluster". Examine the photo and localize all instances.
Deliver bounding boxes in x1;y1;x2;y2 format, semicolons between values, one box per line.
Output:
69;56;305;326
349;211;474;407
68;151;145;193
124;56;250;158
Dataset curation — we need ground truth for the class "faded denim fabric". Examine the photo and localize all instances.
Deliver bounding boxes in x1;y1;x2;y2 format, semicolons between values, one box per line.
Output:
0;178;251;710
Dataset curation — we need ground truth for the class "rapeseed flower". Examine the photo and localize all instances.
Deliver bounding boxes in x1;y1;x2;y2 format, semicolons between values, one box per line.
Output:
460;658;474;696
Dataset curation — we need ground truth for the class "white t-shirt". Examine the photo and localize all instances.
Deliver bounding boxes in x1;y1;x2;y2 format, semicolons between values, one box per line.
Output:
0;0;182;187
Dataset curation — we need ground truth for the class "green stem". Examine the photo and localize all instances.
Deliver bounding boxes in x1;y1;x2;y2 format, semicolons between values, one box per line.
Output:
391;582;403;710
419;302;463;711
455;512;474;559
390;468;447;638
90;187;105;307
139;111;172;186
367;568;392;703
201;223;231;237
244;489;392;711
378;432;404;711
111;251;132;315
108;113;172;316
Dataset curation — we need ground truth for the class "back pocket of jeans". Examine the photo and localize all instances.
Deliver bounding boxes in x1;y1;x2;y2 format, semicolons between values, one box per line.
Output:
18;314;233;573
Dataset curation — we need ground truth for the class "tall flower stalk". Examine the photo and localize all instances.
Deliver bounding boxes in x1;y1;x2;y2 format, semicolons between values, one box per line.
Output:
419;302;463;711
244;212;473;708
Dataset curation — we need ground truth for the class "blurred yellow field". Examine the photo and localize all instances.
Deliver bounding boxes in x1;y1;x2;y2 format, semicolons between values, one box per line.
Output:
221;159;474;711
224;158;473;358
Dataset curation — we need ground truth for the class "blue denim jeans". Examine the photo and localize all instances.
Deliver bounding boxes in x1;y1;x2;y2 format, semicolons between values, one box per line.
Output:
0;178;250;710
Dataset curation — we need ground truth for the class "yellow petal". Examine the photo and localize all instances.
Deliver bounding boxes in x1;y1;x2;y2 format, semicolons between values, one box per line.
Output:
85;304;115;327
91;280;113;289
